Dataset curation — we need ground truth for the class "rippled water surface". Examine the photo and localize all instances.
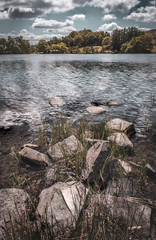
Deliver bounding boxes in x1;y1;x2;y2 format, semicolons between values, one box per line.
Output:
0;54;156;133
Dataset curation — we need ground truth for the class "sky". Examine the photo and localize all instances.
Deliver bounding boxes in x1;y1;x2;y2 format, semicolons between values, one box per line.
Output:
0;0;156;43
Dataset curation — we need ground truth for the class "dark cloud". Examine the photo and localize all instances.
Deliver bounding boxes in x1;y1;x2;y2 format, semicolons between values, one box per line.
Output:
8;8;43;19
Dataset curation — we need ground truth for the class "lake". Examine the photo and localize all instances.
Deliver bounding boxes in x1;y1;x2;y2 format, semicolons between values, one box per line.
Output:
0;54;156;134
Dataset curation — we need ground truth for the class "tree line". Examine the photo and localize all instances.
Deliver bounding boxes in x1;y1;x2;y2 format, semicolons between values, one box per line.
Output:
0;27;153;54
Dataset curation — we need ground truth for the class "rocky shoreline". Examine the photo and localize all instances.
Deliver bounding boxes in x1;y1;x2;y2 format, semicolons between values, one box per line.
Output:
0;102;156;239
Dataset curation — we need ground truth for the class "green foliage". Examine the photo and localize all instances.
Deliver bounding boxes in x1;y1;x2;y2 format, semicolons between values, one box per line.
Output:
112;27;142;52
0;27;154;54
0;36;31;54
50;42;69;53
36;39;49;53
121;34;153;53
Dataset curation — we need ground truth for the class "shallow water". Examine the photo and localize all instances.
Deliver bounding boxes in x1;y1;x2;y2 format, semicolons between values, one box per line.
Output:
0;54;156;133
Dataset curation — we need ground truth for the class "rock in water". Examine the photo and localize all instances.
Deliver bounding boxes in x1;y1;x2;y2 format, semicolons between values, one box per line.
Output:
37;181;88;236
105;118;135;136
105;101;122;107
48;135;83;160
49;97;66;107
108;132;133;152
19;147;50;166
0;188;30;240
81;141;110;183
86;106;107;114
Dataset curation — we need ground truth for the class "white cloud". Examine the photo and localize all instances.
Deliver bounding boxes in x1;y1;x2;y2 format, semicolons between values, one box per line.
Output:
0;29;63;43
32;18;76;33
102;14;117;21
0;10;9;19
124;6;156;22
138;27;151;31
68;14;85;21
89;0;140;12
0;0;82;14
0;0;140;17
98;22;122;32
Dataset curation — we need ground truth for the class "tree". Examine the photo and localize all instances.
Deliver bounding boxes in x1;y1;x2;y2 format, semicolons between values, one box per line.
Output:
36;40;49;53
50;42;69;53
12;44;21;54
120;34;152;53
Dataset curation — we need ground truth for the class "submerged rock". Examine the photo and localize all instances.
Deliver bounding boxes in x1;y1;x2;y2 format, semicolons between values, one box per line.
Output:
86;106;107;114
37;181;88;236
48;135;83;160
108;132;133;152
0;188;30;240
91;101;102;106
105;118;135;136
49;97;66;107
19;147;50;166
105;101;123;107
81;141;110;183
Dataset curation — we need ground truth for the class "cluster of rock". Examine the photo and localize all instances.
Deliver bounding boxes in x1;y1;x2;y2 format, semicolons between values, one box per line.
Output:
49;97;122;115
0;118;155;239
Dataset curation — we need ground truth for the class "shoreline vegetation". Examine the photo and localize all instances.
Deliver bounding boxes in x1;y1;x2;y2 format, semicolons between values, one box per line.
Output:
0;27;156;55
0;109;156;239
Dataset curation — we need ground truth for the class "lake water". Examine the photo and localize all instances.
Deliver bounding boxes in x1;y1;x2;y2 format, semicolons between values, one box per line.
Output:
0;54;156;134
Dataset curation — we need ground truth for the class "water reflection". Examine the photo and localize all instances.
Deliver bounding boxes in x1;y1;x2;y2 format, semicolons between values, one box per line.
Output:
0;54;155;132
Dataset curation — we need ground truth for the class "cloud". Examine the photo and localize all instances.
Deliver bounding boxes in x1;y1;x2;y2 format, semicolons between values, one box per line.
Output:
8;8;43;19
0;10;9;19
138;27;151;31
0;0;140;16
102;14;117;21
124;6;156;22
98;22;122;32
89;0;140;12
32;18;76;33
0;7;43;19
68;14;85;21
0;29;63;43
0;0;79;14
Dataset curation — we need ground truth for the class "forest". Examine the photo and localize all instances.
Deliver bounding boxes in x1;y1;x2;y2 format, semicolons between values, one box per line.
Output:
0;27;155;54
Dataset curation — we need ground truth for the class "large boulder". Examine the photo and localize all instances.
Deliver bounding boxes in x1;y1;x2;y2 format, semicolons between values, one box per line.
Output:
37;181;88;236
89;194;151;238
48;135;83;160
105;118;135;136
86;106;107;114
19;147;50;166
108;132;133;152
0;188;30;240
49;97;66;107
81;141;111;184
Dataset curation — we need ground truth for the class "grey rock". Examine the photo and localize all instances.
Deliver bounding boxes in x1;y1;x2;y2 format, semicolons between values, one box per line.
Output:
49;97;66;107
0;188;30;240
105;101;122;107
108;132;133;151
19;147;50;166
81;141;110;183
86;106;107;114
105;118;135;136
48;135;83;160
118;159;132;174
145;163;155;175
104;178;137;198
90;194;151;237
45;168;56;183
23;143;39;150
37;181;88;235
